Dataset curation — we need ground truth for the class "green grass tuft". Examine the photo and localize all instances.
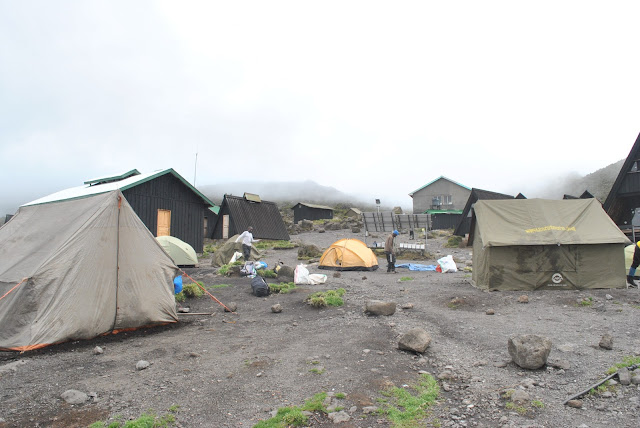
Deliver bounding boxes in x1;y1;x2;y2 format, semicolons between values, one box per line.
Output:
269;282;297;294
379;373;440;427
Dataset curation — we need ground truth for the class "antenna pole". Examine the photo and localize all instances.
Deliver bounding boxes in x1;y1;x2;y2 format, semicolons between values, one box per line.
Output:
194;152;198;186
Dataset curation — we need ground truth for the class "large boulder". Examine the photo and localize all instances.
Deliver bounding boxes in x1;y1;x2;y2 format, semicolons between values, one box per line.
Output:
398;328;432;353
298;219;314;231
508;334;552;369
298;244;323;259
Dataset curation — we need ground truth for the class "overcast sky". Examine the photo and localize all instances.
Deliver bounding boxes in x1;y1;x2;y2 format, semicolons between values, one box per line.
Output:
2;1;639;214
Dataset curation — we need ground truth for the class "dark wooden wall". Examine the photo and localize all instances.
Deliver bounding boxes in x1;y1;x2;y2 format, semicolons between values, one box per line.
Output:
431;213;462;230
293;205;333;223
122;174;206;251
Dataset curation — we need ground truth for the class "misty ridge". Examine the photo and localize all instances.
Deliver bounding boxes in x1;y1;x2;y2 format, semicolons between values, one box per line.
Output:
200;159;625;212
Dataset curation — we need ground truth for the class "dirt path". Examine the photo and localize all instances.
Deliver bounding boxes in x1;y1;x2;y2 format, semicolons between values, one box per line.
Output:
1;229;640;428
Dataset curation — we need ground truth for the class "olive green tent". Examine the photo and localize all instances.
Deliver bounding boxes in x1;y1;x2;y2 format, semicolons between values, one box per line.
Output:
469;198;630;291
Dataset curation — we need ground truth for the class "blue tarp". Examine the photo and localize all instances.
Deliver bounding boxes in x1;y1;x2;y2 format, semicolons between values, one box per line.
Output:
396;263;437;271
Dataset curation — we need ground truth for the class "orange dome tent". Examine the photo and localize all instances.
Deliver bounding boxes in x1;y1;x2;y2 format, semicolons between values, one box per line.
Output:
318;238;379;271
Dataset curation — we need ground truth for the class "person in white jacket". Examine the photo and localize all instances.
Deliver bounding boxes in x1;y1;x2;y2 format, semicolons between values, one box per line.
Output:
236;226;259;261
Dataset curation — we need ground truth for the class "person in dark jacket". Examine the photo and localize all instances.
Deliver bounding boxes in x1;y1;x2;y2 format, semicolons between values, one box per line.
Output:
385;230;399;273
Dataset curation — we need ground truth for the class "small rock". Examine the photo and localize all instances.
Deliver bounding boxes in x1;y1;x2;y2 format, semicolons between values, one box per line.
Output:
362;406;378;414
333;272;341;278
92;346;104;355
508;334;552;369
365;300;397;316
599;334;614;350
510;389;529;404
327;410;351;423
361;276;367;280
224;302;238;312
618;367;631;385
271;304;283;313
518;295;529;304
177;306;190;313
485;309;495;315
605;294;613;300
398;328;432;353
567;399;583;408
136;360;150;371
400;303;414;310
61;389;89;405
631;374;640;385
188;352;201;358
548;359;571;370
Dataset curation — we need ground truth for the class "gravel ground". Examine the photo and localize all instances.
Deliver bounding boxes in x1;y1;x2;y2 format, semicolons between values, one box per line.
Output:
1;228;640;428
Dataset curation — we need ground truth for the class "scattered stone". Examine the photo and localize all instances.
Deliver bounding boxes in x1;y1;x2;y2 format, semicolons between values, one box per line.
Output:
92;346;104;355
485;309;495;315
400;303;414;310
449;297;463;306
567;399;583;408
362;406;378;414
177;306;190;313
364;300;397;316
508;334;552;369
618;367;631;385
361;276;367;280
605;294;613;300
437;370;454;380
333;272;341;278
594;303;606;312
136;360;150;371
271;304;283;313
328;410;351;423
599;334;614;350
602;391;613;398
631;374;640;385
189;352;201;358
61;389;89;405
518;295;529;304
224;302;238;312
509;389;530;404
398;328;432;353
548;359;571;370
473;360;488;367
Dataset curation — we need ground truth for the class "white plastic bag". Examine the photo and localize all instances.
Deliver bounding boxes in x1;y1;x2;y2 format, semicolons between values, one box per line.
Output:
230;251;243;263
294;264;327;285
437;255;458;273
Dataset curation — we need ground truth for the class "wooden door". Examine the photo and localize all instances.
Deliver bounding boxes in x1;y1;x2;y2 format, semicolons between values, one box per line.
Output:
222;215;229;239
157;209;171;236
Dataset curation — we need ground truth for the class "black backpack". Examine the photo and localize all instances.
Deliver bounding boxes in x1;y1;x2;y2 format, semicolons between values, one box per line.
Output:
251;276;271;297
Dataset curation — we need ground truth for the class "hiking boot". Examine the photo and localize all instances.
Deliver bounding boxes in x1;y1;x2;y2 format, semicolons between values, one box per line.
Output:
627;275;637;287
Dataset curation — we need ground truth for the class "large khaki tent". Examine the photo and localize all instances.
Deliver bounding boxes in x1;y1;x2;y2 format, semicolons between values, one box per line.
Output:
319;238;379;271
469;198;630;291
210;235;264;267
0;190;179;351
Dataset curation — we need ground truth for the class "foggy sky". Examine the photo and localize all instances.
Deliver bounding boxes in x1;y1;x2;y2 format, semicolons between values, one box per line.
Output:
1;1;640;215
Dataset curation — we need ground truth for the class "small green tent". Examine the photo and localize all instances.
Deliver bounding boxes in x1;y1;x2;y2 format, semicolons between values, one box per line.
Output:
469;198;630;291
156;236;198;266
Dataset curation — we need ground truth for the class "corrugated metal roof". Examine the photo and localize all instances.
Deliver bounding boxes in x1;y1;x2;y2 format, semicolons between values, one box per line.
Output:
293;202;334;210
224;195;289;240
84;169;140;185
23;168;216;208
